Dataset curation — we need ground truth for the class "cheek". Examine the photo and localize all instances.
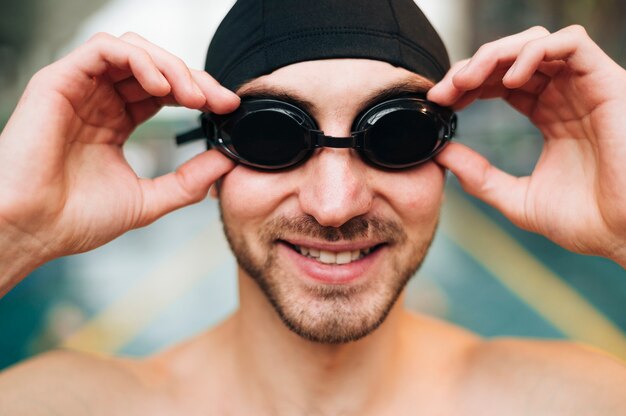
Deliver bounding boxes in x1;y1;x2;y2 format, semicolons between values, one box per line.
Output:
371;162;445;227
220;162;445;232
219;167;294;226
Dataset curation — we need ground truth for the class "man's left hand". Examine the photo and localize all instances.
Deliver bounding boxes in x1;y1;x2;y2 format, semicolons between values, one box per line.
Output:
428;25;626;268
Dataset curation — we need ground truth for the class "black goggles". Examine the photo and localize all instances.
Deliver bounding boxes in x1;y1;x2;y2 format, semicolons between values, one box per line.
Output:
176;95;457;170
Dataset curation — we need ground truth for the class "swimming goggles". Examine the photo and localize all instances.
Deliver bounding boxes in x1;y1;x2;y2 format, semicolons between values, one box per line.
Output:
176;95;457;170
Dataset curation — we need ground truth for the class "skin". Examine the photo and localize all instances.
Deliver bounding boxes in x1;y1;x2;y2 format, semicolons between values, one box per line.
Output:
220;60;443;346
429;26;626;266
0;32;240;296
0;26;625;415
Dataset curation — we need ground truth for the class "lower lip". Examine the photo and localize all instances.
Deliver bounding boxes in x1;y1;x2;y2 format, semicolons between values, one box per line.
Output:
278;243;384;285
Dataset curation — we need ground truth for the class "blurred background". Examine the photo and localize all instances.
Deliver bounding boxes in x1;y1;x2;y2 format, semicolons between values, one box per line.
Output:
1;0;625;370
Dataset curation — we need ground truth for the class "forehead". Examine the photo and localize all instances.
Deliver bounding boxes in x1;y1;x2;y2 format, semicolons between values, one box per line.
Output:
236;59;434;117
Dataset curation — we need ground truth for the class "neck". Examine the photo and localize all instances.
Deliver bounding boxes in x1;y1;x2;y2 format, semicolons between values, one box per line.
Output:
230;275;410;415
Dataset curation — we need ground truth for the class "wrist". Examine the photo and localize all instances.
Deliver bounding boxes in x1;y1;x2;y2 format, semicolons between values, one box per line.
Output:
0;217;50;297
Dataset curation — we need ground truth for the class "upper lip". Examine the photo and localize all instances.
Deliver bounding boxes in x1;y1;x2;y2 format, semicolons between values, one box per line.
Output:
280;238;385;252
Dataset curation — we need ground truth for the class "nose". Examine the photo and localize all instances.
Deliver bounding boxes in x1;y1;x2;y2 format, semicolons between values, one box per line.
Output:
298;148;373;227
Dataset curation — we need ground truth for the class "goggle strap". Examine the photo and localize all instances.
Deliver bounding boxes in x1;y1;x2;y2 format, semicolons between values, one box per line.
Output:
175;127;204;145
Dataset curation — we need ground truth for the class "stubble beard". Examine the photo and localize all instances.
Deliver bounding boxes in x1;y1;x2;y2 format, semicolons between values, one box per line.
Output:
222;212;436;344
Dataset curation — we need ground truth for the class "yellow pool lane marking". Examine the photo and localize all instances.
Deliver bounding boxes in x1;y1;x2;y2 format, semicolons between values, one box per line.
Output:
61;219;232;354
442;189;626;360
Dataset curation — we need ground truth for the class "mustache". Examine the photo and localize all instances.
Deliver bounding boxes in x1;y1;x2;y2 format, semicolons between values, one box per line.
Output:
262;215;407;243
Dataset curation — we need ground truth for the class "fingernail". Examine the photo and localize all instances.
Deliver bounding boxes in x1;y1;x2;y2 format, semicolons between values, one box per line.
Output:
219;86;238;100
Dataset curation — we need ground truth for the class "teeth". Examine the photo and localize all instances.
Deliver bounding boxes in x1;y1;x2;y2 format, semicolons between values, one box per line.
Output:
319;250;336;264
336;251;352;265
296;245;374;264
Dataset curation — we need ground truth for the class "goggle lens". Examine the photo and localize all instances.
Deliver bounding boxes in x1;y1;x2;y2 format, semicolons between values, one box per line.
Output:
362;108;440;167
224;111;307;166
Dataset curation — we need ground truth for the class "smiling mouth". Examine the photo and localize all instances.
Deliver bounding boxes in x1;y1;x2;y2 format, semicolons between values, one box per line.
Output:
283;242;385;265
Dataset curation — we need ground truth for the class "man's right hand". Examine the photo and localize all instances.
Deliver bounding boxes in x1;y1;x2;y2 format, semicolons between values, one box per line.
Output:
0;32;239;295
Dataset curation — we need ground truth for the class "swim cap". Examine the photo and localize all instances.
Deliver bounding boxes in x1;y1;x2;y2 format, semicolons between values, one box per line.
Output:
205;0;450;91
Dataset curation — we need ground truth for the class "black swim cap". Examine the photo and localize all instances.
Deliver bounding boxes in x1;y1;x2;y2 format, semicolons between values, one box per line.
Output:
205;0;450;91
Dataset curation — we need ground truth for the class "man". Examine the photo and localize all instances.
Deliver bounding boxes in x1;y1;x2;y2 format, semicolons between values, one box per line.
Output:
0;0;625;414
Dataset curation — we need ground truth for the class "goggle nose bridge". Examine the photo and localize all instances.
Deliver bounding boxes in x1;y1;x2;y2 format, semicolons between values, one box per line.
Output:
310;130;366;149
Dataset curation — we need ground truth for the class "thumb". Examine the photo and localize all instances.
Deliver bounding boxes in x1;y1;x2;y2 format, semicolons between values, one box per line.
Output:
137;149;235;226
436;142;530;228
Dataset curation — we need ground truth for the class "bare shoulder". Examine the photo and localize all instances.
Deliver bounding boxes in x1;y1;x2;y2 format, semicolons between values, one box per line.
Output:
0;349;172;416
459;338;626;415
404;311;480;344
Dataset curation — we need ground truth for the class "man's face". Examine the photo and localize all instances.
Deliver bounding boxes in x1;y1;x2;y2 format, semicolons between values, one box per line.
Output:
219;59;445;343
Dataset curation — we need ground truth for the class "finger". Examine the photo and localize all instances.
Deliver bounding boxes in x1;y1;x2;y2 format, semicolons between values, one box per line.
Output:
428;59;469;105
444;70;549;113
507;71;551;97
125;92;201;125
482;71;551;99
503;25;603;88
429;28;556;108
452;26;551;92
435;142;529;227
119;32;239;113
117;70;240;115
137;150;236;226
450;88;482;111
442;67;510;110
115;77;149;103
535;60;566;78
428;28;548;105
191;69;240;114
125;97;163;125
120;32;222;110
62;33;171;99
106;67;134;84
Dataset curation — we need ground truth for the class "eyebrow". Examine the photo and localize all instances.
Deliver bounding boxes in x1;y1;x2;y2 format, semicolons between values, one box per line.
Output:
238;87;319;114
355;78;433;115
237;77;433;117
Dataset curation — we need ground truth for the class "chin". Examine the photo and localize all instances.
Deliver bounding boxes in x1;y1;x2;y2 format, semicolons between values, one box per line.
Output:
221;209;437;344
241;246;421;344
